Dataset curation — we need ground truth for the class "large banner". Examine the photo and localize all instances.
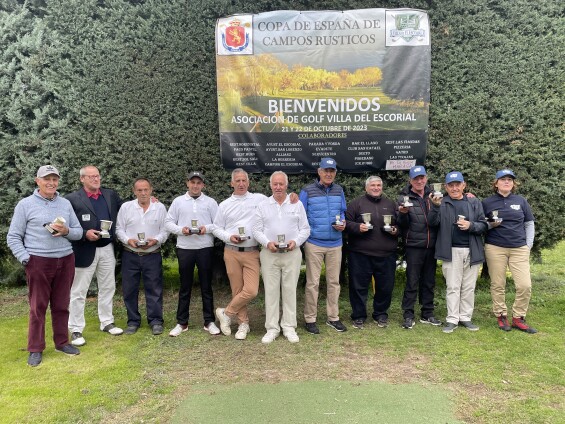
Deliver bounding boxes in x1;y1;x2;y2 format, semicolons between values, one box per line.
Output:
215;9;430;173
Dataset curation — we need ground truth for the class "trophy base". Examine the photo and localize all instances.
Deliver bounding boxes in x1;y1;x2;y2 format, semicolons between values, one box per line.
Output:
403;202;413;208
488;218;503;223
238;235;250;241
136;241;148;247
334;221;342;226
365;224;373;230
190;228;201;234
99;231;110;239
43;223;59;235
384;226;393;232
277;243;288;250
433;193;443;198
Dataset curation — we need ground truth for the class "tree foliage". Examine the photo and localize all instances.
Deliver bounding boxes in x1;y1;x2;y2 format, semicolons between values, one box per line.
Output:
0;0;563;266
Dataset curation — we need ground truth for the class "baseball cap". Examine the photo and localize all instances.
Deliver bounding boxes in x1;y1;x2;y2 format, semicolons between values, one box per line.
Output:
495;169;516;179
187;171;205;182
409;165;427;179
445;171;464;184
36;165;60;178
320;157;337;169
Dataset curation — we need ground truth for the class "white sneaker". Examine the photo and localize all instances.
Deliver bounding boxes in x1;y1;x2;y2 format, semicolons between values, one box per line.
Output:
284;330;299;343
235;323;250;340
215;308;231;335
204;322;220;335
71;332;85;346
169;324;188;337
261;330;279;344
101;323;124;335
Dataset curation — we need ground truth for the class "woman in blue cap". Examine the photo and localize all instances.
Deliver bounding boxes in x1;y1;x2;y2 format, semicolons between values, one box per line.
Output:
482;169;537;333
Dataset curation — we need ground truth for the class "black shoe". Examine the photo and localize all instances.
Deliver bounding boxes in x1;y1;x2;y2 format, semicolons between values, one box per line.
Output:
375;317;389;328
124;326;139;335
151;324;164;335
305;322;320;334
402;317;415;329
326;320;347;332
352;319;364;329
420;316;442;326
56;344;80;355
27;352;42;367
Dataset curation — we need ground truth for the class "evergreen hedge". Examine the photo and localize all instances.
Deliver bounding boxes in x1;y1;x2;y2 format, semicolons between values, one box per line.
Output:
1;0;563;267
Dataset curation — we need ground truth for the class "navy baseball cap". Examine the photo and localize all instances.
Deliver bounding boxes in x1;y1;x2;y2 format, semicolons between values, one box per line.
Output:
187;171;205;182
445;171;464;184
409;166;427;179
320;157;337;169
495;169;516;179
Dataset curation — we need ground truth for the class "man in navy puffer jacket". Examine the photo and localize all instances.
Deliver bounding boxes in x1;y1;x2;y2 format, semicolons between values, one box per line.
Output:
299;157;347;335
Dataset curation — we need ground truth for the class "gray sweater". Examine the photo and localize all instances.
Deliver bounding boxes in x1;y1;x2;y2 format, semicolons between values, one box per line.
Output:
7;189;83;263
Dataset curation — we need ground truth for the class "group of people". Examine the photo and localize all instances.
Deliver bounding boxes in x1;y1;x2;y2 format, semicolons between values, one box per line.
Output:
7;158;538;367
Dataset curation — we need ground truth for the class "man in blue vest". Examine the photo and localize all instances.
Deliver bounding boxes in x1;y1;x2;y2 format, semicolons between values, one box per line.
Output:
66;166;124;346
299;157;347;334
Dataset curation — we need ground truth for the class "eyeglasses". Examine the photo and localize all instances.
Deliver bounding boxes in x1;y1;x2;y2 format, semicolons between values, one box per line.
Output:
83;175;101;180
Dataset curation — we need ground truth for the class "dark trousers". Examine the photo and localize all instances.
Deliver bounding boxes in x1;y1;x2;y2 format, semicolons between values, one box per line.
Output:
401;247;437;319
122;251;163;327
25;254;75;352
348;251;396;321
176;247;214;325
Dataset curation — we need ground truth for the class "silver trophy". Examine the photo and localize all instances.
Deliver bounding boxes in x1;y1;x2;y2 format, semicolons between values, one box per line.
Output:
238;226;249;241
491;210;503;223
403;196;413;207
136;232;147;246
432;183;443;198
44;216;66;235
190;219;201;234
361;213;373;230
335;214;342;226
277;234;288;251
383;214;393;232
99;220;113;238
456;215;466;226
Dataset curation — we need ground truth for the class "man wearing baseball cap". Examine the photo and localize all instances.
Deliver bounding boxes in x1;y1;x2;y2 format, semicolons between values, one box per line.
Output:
7;165;83;366
429;171;488;333
299;157;348;334
482;169;537;333
397;165;441;329
165;171;220;337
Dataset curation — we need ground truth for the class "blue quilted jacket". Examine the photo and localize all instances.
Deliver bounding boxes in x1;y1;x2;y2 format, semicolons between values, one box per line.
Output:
299;180;346;248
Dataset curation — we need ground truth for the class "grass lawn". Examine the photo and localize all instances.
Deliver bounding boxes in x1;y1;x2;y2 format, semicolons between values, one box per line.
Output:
0;242;564;423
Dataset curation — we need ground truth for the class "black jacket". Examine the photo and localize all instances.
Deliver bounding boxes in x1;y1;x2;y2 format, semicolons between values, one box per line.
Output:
427;194;487;266
397;184;438;249
66;187;122;268
345;194;398;257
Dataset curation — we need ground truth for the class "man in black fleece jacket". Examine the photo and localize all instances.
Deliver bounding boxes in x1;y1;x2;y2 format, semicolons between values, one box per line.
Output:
345;176;399;329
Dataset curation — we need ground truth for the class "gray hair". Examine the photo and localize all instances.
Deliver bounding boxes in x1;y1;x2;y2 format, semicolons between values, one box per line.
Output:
79;165;99;177
269;171;288;185
365;176;383;187
231;168;249;182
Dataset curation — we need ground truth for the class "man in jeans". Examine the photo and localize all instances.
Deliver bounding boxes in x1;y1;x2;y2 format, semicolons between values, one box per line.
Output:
299;157;347;334
397;165;441;329
7;165;83;366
